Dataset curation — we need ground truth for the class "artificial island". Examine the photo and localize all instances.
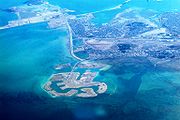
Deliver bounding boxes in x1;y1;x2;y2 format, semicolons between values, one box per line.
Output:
0;0;180;97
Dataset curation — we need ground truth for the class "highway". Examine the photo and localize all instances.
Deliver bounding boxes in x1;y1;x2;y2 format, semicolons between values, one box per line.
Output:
66;22;84;61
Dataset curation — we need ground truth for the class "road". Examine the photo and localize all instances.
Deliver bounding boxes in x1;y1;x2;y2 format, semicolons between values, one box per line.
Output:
66;22;84;61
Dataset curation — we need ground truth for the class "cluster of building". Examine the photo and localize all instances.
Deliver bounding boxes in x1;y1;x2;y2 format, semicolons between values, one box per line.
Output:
44;71;107;97
0;1;69;30
1;1;180;98
68;9;180;65
68;10;159;39
79;38;180;61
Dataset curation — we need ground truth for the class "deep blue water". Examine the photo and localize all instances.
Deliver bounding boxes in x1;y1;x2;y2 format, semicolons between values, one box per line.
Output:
0;0;180;120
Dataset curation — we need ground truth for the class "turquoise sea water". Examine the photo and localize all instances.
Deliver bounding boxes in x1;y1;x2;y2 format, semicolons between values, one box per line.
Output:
0;23;70;92
0;0;180;120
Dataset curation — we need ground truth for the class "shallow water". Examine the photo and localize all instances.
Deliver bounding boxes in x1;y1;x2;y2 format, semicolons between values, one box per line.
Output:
0;0;180;120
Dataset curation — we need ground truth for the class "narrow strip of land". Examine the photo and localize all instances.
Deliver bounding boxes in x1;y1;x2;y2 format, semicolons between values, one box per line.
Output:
77;0;131;17
66;21;84;61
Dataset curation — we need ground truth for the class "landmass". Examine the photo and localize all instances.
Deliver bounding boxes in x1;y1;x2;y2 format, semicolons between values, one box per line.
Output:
0;0;180;97
44;70;107;97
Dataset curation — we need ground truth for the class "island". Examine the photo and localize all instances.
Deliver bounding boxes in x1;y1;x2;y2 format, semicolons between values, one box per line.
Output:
44;70;107;97
1;0;180;98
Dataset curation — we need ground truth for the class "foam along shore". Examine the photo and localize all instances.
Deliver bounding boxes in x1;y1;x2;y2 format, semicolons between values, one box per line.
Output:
43;71;107;97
